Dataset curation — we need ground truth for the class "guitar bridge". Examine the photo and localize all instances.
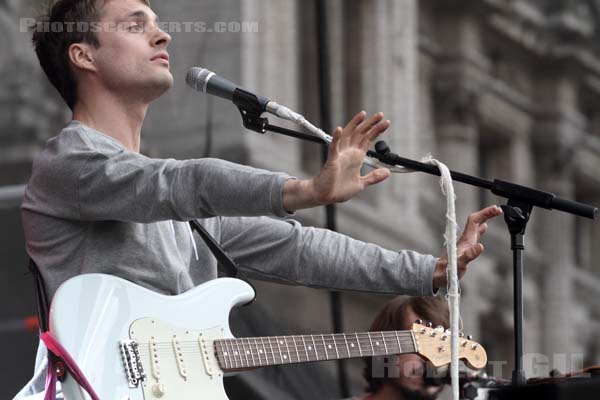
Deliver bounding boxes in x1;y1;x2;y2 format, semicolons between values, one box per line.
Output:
120;340;147;388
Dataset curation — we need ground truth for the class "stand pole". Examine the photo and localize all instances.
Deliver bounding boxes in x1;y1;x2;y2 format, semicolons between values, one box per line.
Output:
512;233;526;385
500;202;532;386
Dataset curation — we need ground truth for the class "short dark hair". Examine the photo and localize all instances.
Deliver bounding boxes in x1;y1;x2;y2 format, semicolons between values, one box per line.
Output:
363;296;450;393
32;0;149;110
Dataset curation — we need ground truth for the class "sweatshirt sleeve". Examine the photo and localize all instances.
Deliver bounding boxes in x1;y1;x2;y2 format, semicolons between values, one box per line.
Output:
218;216;438;296
23;129;294;222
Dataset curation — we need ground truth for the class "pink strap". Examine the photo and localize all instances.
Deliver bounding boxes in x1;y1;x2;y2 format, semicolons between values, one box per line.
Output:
41;332;101;400
44;358;56;400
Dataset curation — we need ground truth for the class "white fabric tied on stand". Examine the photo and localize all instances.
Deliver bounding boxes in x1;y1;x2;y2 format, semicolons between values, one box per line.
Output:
369;154;460;400
425;157;460;400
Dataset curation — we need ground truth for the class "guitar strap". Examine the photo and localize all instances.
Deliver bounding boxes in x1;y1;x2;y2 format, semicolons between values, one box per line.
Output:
29;259;100;400
189;219;240;278
28;259;49;334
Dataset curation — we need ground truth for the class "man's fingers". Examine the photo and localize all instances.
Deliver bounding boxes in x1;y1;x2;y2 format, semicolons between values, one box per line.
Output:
459;243;484;265
327;127;342;160
361;168;390;187
469;205;503;225
355;112;384;136
360;120;391;150
478;223;488;238
343;111;366;133
464;243;483;262
463;205;502;237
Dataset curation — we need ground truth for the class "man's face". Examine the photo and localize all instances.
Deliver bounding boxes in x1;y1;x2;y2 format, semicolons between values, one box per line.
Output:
391;306;444;400
91;0;173;101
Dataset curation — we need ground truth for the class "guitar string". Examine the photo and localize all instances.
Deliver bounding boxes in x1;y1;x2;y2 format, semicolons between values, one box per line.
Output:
136;339;417;354
136;344;418;360
131;334;460;370
132;337;422;370
130;331;415;347
136;339;418;360
136;338;417;354
131;332;419;365
133;336;417;353
133;334;417;352
137;345;417;366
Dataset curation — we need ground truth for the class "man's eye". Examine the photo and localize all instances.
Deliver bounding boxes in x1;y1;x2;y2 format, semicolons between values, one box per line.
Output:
128;23;144;32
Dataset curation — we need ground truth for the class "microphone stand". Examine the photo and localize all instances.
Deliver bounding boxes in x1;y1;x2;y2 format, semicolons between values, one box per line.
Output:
365;143;597;387
231;89;598;387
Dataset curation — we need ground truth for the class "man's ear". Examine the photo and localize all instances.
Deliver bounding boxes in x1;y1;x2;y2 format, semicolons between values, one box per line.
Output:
68;43;97;73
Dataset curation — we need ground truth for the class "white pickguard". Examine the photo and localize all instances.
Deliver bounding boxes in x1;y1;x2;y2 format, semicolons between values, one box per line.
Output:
49;274;255;400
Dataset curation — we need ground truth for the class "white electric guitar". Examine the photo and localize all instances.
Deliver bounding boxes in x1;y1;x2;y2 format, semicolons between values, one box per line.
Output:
50;274;487;399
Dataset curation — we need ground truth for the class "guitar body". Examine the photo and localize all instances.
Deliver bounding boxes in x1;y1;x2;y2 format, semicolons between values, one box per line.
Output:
50;274;255;400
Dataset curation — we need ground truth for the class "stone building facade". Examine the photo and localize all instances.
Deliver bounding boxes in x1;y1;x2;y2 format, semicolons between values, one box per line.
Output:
0;0;599;398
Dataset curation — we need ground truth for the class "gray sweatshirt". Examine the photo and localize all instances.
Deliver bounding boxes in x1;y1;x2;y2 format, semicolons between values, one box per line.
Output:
15;120;437;398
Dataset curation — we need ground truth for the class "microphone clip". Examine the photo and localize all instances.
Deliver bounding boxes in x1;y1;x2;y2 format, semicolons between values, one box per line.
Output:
233;88;268;134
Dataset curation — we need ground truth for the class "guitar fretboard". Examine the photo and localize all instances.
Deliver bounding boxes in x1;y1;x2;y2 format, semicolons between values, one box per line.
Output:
214;331;417;370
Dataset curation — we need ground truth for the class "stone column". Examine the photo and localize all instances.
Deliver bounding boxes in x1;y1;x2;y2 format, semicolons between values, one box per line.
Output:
533;74;580;364
332;0;427;248
538;174;576;365
241;0;302;173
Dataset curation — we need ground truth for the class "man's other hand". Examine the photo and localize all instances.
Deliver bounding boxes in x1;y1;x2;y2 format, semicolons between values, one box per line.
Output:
433;205;504;289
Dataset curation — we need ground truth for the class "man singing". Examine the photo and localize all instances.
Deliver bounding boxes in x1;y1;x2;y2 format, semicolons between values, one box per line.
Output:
15;0;501;398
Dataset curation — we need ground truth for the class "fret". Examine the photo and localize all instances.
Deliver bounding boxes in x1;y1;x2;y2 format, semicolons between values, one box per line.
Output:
215;341;227;370
234;339;243;368
224;341;230;369
228;339;238;369
283;336;291;363
332;334;340;359
343;334;351;358
355;333;363;357
247;338;256;367
291;336;300;363
367;332;375;356
395;331;402;354
253;337;260;366
276;336;286;363
321;334;329;360
220;340;227;369
241;338;250;368
223;340;232;369
237;339;246;368
268;336;278;365
380;332;388;355
260;337;269;366
311;335;318;361
272;337;281;364
301;335;310;362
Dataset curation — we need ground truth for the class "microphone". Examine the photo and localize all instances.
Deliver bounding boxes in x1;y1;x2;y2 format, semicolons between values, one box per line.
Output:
185;67;333;143
186;67;270;111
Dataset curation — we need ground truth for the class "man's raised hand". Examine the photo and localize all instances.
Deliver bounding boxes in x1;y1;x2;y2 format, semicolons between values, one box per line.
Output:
282;111;391;211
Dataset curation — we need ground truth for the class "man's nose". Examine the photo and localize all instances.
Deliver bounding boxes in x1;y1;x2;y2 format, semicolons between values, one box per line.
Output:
151;24;171;47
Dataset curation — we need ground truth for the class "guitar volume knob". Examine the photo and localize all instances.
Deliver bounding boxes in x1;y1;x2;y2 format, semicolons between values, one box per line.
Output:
152;383;165;398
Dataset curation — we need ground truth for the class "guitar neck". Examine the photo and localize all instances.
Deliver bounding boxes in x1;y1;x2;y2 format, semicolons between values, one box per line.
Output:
214;330;417;371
